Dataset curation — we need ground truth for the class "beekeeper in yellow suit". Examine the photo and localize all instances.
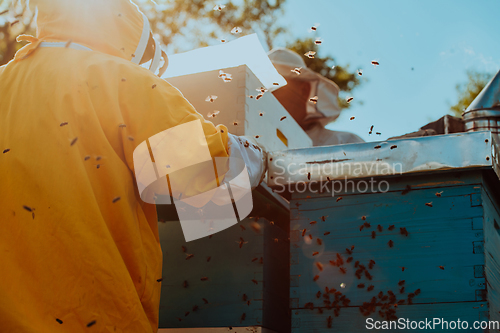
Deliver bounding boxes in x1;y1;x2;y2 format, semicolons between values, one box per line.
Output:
0;0;266;332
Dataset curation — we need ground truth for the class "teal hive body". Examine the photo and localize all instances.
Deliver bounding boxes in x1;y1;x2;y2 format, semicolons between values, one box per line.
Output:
266;131;500;332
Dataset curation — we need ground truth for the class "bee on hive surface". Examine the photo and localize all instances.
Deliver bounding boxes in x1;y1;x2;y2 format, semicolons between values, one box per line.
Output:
401;185;412;195
250;222;261;234
316;262;324;271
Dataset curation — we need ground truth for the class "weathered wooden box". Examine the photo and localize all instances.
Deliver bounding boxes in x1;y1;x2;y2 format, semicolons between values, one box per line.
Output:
267;131;500;332
156;185;290;333
165;64;312;152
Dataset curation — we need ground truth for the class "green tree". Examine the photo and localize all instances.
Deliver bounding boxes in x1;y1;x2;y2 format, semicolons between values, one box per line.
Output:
287;37;363;109
0;1;36;66
450;70;493;116
0;0;363;107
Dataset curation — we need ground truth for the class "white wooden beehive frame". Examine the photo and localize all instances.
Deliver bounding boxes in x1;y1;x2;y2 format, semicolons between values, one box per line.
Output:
165;65;313;152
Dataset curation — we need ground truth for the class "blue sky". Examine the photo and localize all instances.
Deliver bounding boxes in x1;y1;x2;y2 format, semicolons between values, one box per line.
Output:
269;0;500;141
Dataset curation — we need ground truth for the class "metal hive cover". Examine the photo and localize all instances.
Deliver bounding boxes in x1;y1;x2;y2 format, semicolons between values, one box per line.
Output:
466;69;500;112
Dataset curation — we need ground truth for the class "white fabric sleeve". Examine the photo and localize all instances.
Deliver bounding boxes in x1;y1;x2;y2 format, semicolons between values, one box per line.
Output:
226;134;267;189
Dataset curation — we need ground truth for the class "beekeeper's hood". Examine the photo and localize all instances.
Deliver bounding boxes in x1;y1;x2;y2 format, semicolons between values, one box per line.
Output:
15;0;167;76
268;48;341;126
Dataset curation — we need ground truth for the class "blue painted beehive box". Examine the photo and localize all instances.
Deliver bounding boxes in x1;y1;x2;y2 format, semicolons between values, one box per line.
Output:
156;185;290;333
267;131;500;332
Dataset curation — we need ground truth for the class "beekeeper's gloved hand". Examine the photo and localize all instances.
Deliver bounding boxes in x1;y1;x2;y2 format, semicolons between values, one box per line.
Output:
226;134;268;189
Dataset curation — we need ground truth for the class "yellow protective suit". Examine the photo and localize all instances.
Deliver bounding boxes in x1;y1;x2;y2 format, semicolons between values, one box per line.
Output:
0;0;229;332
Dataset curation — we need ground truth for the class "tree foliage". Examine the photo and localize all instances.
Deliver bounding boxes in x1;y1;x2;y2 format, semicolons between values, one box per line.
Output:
287;37;363;109
450;70;493;116
0;0;362;110
0;1;36;66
